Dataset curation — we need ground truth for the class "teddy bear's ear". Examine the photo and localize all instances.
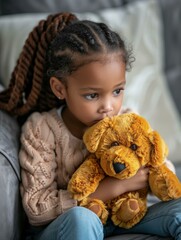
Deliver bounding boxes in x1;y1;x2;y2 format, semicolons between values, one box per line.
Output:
83;118;111;152
148;131;169;166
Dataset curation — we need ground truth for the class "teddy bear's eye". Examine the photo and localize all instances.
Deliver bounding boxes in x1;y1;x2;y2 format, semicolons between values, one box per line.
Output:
111;141;119;147
110;141;119;147
130;144;138;151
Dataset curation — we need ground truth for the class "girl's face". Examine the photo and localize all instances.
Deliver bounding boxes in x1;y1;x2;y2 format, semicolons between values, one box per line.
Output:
51;55;126;132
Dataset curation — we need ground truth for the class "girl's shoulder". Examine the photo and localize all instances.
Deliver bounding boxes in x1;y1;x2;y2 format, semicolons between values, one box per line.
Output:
23;108;59;124
21;109;60;133
20;109;63;145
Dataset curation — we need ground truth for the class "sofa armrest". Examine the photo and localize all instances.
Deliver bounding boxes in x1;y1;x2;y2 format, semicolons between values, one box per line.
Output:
0;153;23;239
0;110;25;239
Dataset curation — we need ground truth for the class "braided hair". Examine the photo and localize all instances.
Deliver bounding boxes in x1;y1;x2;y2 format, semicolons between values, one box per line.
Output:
0;12;133;123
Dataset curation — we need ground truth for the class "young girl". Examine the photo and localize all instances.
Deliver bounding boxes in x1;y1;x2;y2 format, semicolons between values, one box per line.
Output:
0;12;181;240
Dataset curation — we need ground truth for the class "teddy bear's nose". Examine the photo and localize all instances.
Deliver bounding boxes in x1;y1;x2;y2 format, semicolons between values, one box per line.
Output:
113;162;126;173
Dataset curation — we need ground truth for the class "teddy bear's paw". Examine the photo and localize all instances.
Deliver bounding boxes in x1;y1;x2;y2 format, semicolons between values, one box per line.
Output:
111;198;147;229
80;198;109;224
149;165;181;201
113;199;140;222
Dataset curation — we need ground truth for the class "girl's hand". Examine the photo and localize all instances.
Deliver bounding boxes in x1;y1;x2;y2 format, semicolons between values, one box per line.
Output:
122;166;149;193
89;166;149;202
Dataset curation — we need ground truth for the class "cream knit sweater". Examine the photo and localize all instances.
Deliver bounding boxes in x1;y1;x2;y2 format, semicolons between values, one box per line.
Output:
19;108;88;226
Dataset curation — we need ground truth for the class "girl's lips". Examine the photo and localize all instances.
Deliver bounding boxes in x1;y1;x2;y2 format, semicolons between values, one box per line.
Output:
92;119;103;125
93;118;107;124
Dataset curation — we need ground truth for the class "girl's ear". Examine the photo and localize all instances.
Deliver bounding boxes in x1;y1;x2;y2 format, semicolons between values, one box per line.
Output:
50;77;66;99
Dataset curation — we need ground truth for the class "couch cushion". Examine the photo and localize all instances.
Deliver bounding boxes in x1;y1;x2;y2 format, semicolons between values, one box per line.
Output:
0;110;24;239
159;0;181;117
0;110;20;180
0;153;23;239
0;0;127;15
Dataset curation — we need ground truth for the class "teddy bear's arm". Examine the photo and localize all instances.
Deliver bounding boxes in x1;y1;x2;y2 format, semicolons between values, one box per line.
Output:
149;164;181;201
68;154;105;201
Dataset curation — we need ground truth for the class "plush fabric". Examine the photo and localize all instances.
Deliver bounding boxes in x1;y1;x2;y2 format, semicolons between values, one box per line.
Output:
68;113;181;229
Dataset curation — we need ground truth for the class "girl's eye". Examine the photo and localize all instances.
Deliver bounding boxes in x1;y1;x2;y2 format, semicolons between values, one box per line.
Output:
110;141;120;147
84;93;98;100
113;88;123;96
130;144;138;151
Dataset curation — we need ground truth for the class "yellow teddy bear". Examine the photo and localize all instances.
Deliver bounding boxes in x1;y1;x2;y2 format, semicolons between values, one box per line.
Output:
68;113;181;229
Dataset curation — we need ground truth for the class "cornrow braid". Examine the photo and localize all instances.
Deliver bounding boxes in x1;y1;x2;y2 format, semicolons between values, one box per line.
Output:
46;20;133;81
0;13;134;123
0;12;77;117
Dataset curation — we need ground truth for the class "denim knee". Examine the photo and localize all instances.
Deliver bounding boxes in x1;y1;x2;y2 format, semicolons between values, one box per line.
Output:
67;206;104;239
35;206;104;240
55;206;104;240
109;199;181;239
132;199;181;239
163;201;181;240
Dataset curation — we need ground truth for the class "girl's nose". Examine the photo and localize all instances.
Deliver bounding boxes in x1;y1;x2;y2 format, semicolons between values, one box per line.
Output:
98;102;113;114
99;107;113;114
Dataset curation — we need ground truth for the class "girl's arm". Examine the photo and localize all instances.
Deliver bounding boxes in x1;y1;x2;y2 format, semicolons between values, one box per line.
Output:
89;166;149;202
19;112;77;226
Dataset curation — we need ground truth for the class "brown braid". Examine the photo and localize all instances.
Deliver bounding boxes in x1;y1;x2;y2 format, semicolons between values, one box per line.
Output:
0;12;77;117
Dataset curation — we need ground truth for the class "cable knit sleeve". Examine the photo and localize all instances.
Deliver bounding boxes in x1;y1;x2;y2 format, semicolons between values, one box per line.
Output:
19;112;77;226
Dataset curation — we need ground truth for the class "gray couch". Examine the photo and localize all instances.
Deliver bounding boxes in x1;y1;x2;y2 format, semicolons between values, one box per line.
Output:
0;0;181;239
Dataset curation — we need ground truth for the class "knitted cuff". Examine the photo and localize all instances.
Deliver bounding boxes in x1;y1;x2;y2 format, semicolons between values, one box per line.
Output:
59;190;77;213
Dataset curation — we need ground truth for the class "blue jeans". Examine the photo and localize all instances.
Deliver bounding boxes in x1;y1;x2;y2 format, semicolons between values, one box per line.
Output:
105;198;181;239
26;207;103;240
26;198;181;240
